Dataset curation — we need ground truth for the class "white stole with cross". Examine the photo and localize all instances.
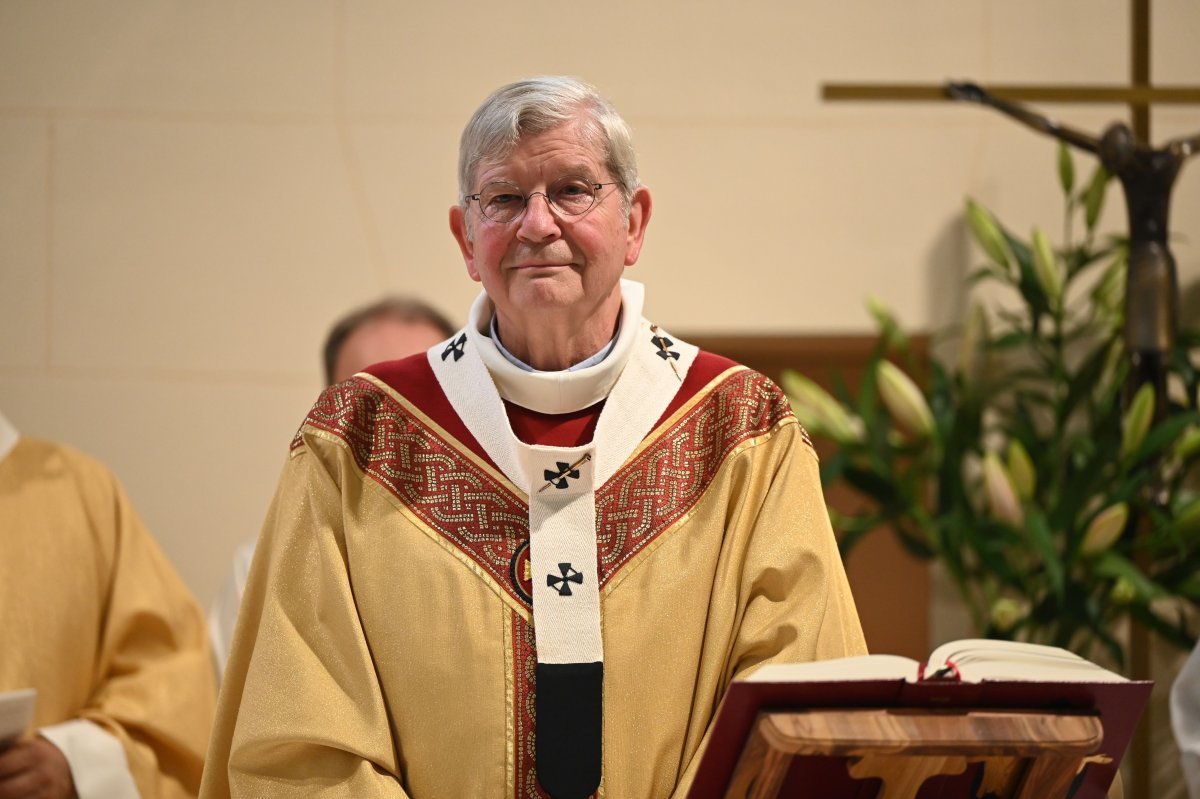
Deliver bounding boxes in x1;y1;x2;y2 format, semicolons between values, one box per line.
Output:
427;279;697;667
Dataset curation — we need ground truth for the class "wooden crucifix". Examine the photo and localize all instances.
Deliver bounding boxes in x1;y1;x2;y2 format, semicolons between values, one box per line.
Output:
821;2;1200;797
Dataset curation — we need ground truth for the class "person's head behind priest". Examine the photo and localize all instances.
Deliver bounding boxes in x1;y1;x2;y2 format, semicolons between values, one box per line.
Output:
205;294;456;680
322;296;455;385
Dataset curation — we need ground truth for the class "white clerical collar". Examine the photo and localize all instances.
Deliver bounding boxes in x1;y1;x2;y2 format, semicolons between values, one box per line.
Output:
489;314;618;373
0;410;18;463
466;279;645;415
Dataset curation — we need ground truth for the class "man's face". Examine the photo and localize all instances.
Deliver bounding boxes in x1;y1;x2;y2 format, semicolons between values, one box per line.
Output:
449;121;650;328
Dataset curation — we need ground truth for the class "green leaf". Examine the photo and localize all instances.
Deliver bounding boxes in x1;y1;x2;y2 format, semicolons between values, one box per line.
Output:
890;523;937;560
991;330;1035;350
999;227;1052;319
969;521;1027;588
840;465;902;509
1127;409;1200;466
834;513;886;555
1175;576;1200;602
966;266;1010;288
1026;509;1065;597
818;446;848;487
1092;551;1169;600
1060;341;1117;427
1057;142;1075;195
1091;251;1127;314
1083;162;1110;230
1079;595;1127;667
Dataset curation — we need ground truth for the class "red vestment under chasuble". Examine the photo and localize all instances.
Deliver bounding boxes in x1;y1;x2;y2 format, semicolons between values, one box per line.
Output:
201;286;865;799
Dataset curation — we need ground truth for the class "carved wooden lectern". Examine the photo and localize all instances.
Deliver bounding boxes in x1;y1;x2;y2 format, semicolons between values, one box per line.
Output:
724;708;1106;799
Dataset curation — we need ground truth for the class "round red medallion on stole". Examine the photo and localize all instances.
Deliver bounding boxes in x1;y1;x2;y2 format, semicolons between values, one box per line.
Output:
510;539;533;604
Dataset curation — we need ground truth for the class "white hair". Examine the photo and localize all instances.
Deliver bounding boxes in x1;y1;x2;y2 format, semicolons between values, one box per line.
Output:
457;76;639;214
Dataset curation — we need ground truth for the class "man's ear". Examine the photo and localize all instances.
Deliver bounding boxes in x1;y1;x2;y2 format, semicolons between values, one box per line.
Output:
623;186;652;266
449;205;481;282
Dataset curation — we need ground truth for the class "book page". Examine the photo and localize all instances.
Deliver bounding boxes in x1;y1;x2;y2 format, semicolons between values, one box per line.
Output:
744;654;918;683
0;689;36;748
926;639;1127;683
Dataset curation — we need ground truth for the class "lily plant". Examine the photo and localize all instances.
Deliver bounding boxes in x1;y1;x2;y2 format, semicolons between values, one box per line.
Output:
786;144;1200;667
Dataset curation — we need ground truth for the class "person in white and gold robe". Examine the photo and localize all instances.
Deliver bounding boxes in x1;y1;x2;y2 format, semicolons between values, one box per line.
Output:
0;411;215;798
201;77;866;799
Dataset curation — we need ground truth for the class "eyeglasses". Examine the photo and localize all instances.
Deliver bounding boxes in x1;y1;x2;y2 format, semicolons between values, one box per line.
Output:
465;176;617;224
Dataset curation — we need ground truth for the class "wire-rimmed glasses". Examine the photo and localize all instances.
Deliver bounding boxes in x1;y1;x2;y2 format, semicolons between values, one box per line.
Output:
465;176;617;224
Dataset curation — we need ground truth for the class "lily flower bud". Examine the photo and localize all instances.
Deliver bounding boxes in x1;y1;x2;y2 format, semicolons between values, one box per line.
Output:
1173;498;1200;541
876;361;935;440
957;301;989;383
1174;427;1200;462
1120;384;1155;461
982;451;1024;528
1083;163;1110;231
965;199;1011;271
1080;502;1128;556
1031;228;1063;307
1097;337;1125;396
990;597;1022;632
866;295;907;349
1110;576;1137;605
781;370;864;444
1057;142;1075;195
1006;440;1036;502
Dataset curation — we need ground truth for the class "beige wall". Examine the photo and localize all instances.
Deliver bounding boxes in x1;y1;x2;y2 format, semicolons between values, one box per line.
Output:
2;0;1198;612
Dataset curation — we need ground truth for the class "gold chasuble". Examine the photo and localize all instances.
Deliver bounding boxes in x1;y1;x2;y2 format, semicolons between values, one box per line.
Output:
202;284;865;799
0;436;216;798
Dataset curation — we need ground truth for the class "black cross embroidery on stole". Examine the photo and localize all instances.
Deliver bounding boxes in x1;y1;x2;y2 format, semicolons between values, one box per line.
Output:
441;333;467;362
538;454;591;493
543;461;582;489
650;324;684;382
547;563;584;596
651;332;680;361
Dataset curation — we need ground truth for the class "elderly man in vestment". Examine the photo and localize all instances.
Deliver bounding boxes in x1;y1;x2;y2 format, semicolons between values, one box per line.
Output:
200;76;866;799
0;410;215;798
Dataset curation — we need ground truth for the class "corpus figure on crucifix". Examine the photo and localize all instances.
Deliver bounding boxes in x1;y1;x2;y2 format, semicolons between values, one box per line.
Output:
946;81;1200;377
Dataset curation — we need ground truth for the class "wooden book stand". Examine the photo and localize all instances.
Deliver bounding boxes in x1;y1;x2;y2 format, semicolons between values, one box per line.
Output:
724;707;1107;799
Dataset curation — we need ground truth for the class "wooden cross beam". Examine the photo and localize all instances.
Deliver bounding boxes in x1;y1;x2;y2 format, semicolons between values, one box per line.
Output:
820;0;1200;142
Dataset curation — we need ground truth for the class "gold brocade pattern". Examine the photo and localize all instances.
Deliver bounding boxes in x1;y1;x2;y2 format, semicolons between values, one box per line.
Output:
297;370;794;797
298;379;532;605
296;368;797;610
513;612;552;799
595;368;794;580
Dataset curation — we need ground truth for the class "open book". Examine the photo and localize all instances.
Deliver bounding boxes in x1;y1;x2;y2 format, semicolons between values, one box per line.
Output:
746;638;1129;685
687;640;1150;799
0;689;35;749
